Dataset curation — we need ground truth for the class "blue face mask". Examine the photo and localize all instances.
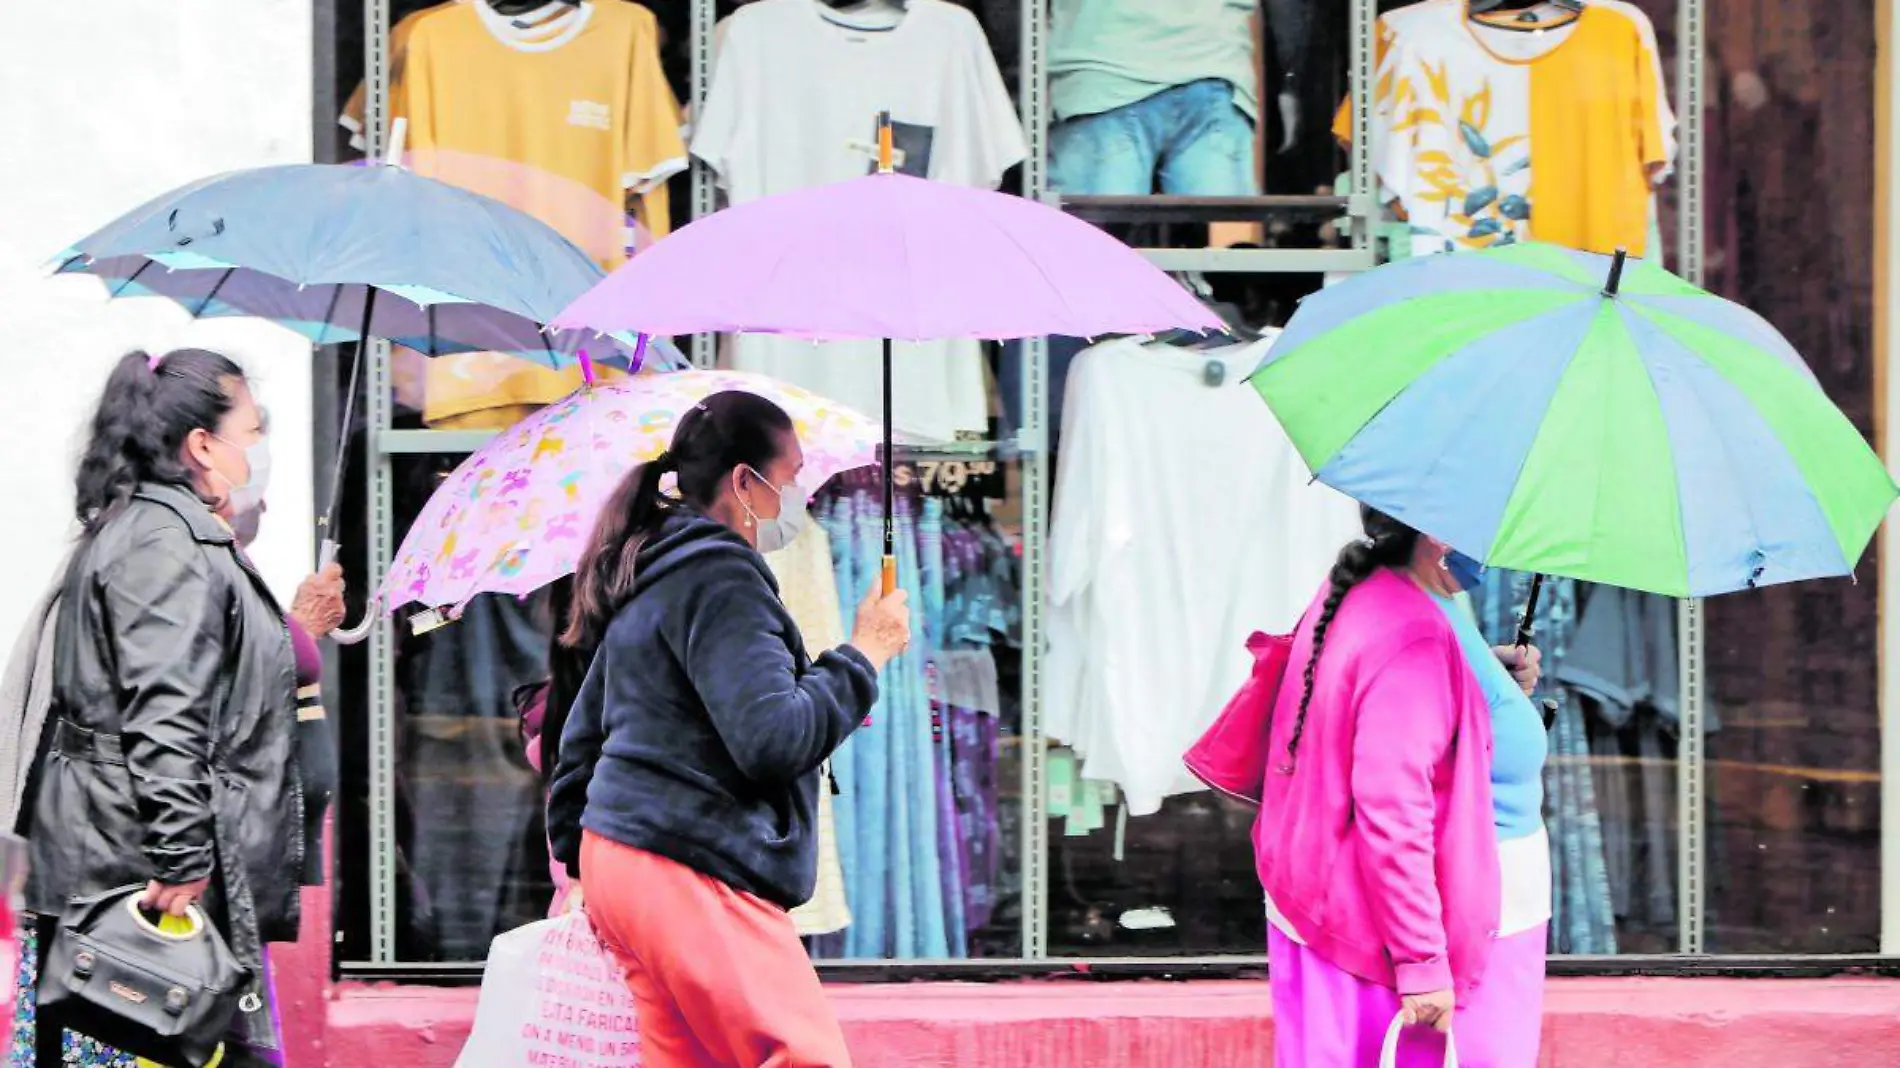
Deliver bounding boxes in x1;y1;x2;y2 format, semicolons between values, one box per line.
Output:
1445;550;1487;592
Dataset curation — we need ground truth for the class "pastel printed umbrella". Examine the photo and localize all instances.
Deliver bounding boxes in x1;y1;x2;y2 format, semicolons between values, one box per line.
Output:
1251;241;1897;600
556;115;1222;591
382;367;880;614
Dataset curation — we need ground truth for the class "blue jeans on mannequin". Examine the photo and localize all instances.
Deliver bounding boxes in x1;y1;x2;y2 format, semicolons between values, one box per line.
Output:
1050;78;1258;196
1012;79;1256;440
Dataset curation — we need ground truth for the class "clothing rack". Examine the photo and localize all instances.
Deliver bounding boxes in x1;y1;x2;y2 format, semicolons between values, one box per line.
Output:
1059;194;1350;224
1049;191;1373;274
340;0;1714;970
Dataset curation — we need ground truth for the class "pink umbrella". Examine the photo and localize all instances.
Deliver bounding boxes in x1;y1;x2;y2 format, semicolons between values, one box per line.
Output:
556;116;1221;591
382;366;879;614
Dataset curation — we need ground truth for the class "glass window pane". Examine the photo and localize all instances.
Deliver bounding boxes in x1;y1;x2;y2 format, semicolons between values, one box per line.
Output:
1471;577;1682;955
336;0;1032;966
804;466;1026;960
390;456;557;963
1041;0;1692;960
347;453;1030;963
1701;0;1881;954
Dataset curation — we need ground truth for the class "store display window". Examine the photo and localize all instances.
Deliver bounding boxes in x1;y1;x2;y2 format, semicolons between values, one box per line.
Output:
320;0;1888;973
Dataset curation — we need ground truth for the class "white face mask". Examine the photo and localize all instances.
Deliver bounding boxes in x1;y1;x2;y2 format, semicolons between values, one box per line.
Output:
212;434;273;515
739;466;809;554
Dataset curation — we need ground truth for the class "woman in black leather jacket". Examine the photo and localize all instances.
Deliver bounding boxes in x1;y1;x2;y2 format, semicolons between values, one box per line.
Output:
24;349;301;1066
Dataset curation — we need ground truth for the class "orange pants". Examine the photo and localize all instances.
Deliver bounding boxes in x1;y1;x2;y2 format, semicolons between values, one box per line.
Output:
580;831;854;1068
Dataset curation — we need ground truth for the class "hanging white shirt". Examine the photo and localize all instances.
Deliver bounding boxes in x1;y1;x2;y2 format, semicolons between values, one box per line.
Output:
693;0;1028;442
1046;335;1362;816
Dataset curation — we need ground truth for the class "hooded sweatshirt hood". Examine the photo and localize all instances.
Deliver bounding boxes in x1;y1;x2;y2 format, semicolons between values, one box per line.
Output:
632;508;779;602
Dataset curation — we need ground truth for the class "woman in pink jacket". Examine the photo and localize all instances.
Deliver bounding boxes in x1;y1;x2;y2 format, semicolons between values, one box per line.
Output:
1257;508;1548;1067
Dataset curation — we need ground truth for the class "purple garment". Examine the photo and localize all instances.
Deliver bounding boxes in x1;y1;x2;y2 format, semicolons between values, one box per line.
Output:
1268;923;1547;1068
927;664;966;956
949;706;1000;934
513;684;576;918
288;616;322;688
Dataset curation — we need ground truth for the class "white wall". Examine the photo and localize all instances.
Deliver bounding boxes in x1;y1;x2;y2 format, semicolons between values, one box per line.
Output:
0;1;315;643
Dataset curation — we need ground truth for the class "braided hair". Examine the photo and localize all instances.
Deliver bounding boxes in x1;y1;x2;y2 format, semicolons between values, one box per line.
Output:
1283;507;1423;768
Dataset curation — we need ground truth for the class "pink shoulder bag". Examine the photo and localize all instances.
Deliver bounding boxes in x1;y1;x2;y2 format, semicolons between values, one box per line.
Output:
1181;624;1300;806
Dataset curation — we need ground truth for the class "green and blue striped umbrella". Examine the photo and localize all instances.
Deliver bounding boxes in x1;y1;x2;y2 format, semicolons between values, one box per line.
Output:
1250;242;1896;597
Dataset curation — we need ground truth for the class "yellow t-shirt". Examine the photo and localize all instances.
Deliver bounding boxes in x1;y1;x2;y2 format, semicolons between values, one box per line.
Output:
1331;1;1670;257
340;2;598;151
402;0;687;428
339;1;452;150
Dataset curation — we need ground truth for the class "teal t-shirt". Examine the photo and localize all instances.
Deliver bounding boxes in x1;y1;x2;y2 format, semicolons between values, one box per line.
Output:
1049;0;1259;122
1435;594;1547;841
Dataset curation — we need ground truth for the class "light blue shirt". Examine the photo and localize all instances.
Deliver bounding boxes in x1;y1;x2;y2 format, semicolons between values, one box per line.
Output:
1049;0;1259;122
1435;594;1547;841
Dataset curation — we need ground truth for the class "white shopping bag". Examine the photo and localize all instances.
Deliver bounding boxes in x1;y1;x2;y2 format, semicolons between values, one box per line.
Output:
1380;1012;1457;1068
455;911;641;1067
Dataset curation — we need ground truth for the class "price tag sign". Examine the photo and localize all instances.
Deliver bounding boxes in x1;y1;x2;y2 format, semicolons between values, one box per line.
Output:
890;458;1004;501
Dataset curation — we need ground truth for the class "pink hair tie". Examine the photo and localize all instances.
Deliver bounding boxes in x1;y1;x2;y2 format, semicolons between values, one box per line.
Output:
147;353;164;372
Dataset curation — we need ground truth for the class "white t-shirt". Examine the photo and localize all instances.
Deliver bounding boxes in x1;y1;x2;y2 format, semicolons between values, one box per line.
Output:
1046;336;1363;816
693;0;1028;442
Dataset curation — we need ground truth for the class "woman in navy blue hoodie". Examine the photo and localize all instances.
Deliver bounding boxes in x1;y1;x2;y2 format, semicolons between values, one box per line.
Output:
548;391;910;1068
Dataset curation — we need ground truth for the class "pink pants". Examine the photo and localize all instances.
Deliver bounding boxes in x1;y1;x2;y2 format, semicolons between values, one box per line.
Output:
1269;924;1547;1068
581;831;853;1068
0;901;13;1055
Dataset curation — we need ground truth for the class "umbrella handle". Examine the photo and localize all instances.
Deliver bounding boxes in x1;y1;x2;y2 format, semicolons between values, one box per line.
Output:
865;554;899;729
319;537;377;646
1513;573;1545;649
330;614;376;646
1510;572;1559;731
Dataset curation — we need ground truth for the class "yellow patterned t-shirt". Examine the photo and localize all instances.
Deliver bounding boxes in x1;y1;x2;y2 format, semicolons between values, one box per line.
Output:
1334;0;1671;257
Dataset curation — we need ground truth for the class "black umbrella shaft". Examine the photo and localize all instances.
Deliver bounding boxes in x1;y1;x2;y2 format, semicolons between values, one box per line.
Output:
1513;572;1560;730
883;335;895;559
322;286;377;547
1514;572;1544;649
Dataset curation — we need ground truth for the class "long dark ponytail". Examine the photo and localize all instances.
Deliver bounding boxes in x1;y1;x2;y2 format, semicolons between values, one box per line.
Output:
75;349;245;534
561;390;795;652
1284;507;1422;766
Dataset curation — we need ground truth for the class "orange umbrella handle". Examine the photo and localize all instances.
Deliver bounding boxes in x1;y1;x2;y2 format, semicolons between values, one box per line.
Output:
866;552;899;729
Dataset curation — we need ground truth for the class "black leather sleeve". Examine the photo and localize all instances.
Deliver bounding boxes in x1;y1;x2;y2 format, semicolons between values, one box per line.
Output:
100;524;223;885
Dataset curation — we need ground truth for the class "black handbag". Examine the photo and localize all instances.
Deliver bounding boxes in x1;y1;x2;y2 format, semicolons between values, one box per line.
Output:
39;884;250;1068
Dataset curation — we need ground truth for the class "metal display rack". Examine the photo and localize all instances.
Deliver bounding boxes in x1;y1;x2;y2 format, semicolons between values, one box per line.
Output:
1674;0;1709;957
346;0;1710;970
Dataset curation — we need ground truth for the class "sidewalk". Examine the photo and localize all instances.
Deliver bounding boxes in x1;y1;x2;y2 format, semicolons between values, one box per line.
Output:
319;973;1900;1066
